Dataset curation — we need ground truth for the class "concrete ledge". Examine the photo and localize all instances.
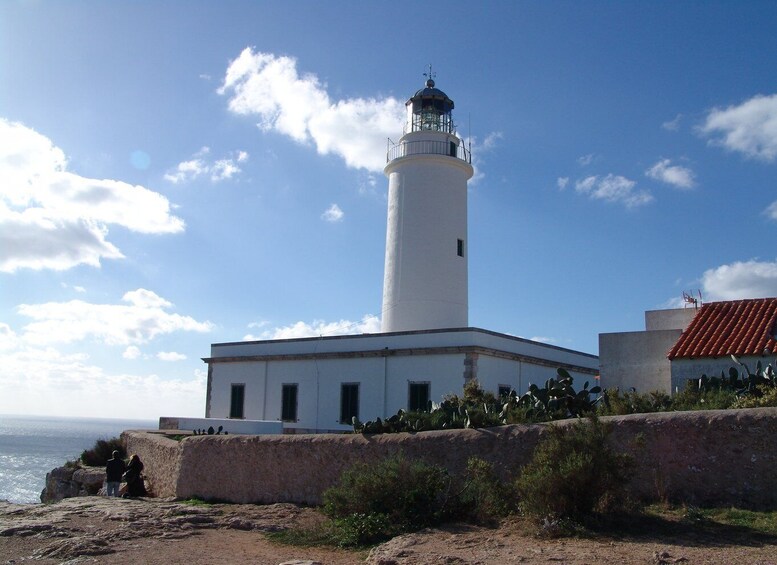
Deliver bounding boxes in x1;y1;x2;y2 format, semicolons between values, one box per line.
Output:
158;417;283;435
125;408;777;509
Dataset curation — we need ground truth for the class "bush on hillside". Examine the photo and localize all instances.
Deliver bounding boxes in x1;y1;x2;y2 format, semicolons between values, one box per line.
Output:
322;454;453;545
80;436;126;467
453;457;517;524
516;416;634;524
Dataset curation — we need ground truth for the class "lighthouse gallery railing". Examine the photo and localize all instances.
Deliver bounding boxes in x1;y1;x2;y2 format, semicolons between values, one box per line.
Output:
386;140;471;164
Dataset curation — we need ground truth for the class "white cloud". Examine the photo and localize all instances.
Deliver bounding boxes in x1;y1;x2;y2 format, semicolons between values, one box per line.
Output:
701;259;777;300
123;346;142;359
0;345;207;419
700;93;777;162
164;159;208;184
321;203;344;223
211;159;241;181
557;177;569;190
464;133;499;186
0;118;184;273
574;174;653;208
244;314;381;340
15;288;213;346
0;289;212;418
157;351;187;361
481;132;503;151
662;114;682;131
165;148;248;184
0;323;20;351
645;159;696;189
765;200;777;221
218;48;406;172
530;336;556;344
358;173;379;198
577;154;595;166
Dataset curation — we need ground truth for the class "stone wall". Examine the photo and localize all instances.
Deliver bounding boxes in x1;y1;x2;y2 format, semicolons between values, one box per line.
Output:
121;430;182;498
124;408;777;509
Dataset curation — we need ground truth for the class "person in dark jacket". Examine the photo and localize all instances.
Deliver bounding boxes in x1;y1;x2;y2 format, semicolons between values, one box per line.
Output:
105;450;126;497
122;454;147;498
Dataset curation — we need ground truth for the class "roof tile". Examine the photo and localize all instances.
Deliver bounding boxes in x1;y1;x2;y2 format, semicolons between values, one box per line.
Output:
667;297;777;360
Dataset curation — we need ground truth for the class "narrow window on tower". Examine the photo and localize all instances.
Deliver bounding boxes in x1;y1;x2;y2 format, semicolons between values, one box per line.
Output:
457;239;464;257
340;383;359;424
281;384;298;422
408;382;431;412
230;384;245;419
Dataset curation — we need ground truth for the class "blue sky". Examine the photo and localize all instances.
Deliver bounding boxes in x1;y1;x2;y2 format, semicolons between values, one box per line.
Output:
1;1;776;419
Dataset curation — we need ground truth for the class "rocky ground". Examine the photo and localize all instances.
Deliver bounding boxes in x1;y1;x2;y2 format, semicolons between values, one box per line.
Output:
2;496;777;565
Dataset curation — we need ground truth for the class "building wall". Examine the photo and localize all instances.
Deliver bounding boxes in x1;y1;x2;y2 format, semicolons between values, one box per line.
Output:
126;408;777;510
670;355;774;392
599;329;681;393
206;328;600;432
645;307;697;331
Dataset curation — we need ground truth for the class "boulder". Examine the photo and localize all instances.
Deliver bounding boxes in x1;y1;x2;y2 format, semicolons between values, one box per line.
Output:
40;466;105;503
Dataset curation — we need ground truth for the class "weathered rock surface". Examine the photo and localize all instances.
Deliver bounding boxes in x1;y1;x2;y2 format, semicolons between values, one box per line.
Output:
40;465;106;502
2;497;777;564
0;496;359;564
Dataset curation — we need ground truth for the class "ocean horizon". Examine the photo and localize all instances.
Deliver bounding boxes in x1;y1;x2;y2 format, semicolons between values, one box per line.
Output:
0;414;157;504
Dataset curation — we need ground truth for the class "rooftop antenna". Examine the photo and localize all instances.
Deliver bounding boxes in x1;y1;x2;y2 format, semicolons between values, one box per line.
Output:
682;290;703;309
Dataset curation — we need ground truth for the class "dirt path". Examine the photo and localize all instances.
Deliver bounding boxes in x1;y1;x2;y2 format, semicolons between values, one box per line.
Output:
1;497;776;564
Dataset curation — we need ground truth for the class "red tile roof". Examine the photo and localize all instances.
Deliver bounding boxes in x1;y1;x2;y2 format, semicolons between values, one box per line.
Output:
668;298;777;360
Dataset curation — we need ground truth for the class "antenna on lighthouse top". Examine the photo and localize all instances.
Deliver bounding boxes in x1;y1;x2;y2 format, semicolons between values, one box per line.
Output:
423;64;436;87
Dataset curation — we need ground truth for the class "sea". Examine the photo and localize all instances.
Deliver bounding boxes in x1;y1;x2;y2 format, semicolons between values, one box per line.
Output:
0;414;156;504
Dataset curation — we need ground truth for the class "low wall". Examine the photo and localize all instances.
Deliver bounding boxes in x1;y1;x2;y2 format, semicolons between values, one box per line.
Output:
124;408;777;509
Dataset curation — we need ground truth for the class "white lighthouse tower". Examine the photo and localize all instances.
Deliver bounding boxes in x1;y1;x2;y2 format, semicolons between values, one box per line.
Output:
381;74;474;333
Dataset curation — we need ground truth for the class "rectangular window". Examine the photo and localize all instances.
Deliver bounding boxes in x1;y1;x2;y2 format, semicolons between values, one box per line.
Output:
230;384;245;419
408;382;431;412
340;383;360;424
457;239;464;257
281;384;298;422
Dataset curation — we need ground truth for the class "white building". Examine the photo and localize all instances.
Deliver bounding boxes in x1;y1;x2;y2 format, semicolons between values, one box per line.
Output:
203;76;599;432
599;297;777;393
599;307;697;393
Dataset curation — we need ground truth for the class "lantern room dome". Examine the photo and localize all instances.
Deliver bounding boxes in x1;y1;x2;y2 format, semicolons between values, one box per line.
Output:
406;77;455;133
410;78;455;111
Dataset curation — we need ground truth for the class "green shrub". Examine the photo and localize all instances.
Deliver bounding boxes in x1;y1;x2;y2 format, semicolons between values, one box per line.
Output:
732;385;777;408
516;416;634;523
322;454;452;544
331;513;394;547
671;384;737;411
454;457;517;524
598;389;672;416
80;436;125;467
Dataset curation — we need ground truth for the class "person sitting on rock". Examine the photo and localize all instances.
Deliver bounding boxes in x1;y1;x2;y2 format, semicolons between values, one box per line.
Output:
105;450;126;497
122;454;147;498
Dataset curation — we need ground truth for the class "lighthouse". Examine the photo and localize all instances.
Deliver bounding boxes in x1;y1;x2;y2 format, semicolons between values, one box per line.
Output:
203;72;600;434
381;75;474;333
